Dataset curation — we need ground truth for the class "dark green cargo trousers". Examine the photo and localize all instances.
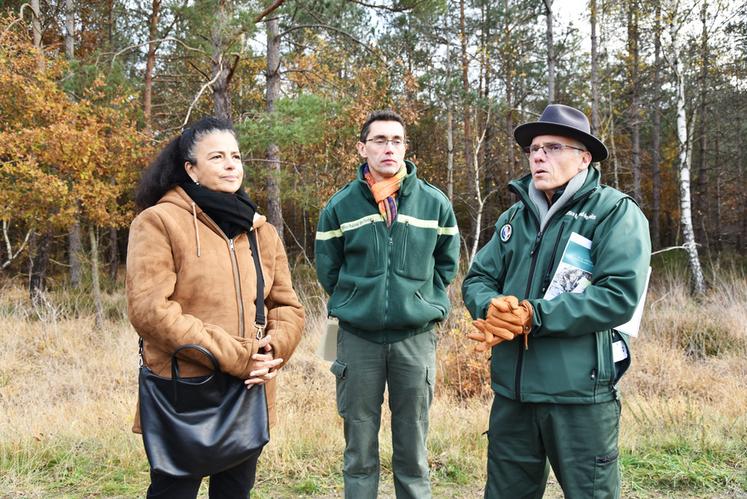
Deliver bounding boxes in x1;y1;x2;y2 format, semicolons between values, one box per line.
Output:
485;394;621;499
330;329;436;499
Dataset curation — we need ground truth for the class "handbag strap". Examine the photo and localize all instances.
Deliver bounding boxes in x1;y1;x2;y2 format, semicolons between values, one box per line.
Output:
247;228;266;339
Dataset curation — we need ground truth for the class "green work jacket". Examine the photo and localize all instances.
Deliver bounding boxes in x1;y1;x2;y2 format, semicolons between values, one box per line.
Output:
315;161;460;343
463;166;651;404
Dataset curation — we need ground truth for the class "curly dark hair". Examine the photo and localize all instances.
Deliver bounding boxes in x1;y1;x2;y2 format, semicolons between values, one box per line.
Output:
135;116;235;209
359;109;406;143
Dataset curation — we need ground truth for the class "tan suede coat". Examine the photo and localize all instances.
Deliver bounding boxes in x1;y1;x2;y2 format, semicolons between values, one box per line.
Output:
127;187;304;432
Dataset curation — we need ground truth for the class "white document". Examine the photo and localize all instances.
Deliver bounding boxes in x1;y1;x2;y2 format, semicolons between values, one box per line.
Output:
544;232;593;300
544;231;651;338
316;317;339;362
613;267;652;338
612;340;629;362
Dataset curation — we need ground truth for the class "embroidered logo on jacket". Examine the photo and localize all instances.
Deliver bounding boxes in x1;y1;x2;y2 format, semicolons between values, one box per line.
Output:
565;210;597;221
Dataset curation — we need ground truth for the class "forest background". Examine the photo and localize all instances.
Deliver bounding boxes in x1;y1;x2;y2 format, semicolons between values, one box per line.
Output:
0;0;746;497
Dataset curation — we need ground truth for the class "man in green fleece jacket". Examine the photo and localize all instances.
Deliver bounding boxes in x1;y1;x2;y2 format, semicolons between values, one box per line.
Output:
462;104;651;499
315;109;460;499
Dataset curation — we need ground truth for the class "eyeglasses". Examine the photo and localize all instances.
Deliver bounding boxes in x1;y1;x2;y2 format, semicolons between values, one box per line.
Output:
523;142;587;156
365;137;406;148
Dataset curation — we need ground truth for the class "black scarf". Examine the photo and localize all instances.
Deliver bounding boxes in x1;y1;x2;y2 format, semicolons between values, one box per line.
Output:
180;182;257;239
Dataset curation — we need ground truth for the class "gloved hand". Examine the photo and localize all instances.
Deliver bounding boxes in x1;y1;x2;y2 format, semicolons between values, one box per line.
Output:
486;296;534;334
468;318;516;352
487;296;534;349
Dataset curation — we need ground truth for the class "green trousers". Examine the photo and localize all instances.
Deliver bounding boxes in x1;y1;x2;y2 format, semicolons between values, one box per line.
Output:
485;394;621;499
330;329;436;499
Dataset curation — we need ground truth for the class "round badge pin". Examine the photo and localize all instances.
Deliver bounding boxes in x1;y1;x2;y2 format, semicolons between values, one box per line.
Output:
499;224;512;242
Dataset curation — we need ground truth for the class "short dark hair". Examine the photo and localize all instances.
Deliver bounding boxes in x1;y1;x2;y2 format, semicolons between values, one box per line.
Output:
359;109;406;142
135;116;235;209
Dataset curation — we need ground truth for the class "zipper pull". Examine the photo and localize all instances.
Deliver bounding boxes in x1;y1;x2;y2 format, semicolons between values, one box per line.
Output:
229;238;235;251
530;232;543;256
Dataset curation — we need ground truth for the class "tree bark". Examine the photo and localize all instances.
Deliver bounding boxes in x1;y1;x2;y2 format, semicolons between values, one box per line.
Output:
211;0;233;122
459;0;476;236
651;0;663;248
544;0;555;103
265;15;283;239
672;25;706;295
695;0;709;247
31;0;42;48
64;0;75;59
627;2;641;202
143;0;161;131
31;0;43;70
63;1;83;289
68;221;83;288
590;0;601;135
89;226;104;328
29;230;51;303
108;227;118;283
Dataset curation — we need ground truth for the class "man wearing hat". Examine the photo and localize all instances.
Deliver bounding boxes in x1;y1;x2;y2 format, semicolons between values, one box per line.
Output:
462;104;651;498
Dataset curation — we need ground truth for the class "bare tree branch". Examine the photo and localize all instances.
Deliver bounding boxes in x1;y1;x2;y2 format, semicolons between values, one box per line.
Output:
1;3;35;42
254;0;286;23
278;24;382;60
2;220;31;270
110;37;206;67
182;57;223;129
348;0;419;12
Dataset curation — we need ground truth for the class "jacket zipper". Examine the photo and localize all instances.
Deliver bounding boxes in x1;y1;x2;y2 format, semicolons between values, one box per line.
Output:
400;220;409;270
516;228;542;401
384;233;393;330
228;238;246;338
513;189;596;402
199;212;246;339
541;223;566;295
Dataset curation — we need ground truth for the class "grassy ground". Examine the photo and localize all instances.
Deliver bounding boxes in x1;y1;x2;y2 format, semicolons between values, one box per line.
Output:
0;259;745;498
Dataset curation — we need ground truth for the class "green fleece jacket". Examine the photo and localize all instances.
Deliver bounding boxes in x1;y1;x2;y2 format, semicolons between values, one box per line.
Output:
315;161;460;343
462;166;651;404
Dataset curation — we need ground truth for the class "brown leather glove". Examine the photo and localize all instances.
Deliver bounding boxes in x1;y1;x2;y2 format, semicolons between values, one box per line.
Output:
487;296;534;349
468;319;516;352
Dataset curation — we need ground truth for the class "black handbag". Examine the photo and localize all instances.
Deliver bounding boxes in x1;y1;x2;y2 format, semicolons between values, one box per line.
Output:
138;229;270;478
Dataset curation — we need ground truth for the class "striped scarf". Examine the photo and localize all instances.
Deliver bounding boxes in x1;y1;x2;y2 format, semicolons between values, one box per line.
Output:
364;165;407;227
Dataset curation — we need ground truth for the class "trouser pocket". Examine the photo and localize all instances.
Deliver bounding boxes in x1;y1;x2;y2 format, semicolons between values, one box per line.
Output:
592;449;620;498
330;359;348;417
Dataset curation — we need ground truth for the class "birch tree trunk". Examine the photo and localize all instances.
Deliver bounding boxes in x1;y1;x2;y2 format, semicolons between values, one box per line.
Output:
31;0;42;49
265;15;284;239
544;0;555;103
672;26;706;295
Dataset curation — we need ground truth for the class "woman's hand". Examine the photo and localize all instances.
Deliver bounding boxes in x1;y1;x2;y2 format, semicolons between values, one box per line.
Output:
244;334;283;386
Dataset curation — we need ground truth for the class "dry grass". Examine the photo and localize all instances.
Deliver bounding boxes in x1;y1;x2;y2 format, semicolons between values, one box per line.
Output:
0;262;745;497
